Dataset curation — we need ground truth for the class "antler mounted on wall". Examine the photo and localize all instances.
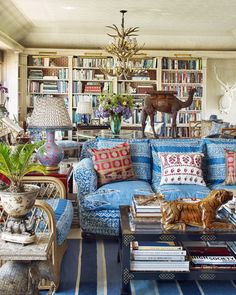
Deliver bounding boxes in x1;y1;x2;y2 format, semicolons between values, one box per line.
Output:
214;66;236;114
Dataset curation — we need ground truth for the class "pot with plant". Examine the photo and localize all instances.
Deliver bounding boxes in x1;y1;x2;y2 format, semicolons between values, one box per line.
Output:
0;142;46;244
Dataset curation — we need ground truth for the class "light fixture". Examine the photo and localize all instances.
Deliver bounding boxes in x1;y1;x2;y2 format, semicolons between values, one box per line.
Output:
100;10;144;80
28;96;72;171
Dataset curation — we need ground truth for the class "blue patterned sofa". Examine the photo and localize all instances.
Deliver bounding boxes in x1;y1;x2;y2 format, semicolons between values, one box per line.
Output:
74;137;236;237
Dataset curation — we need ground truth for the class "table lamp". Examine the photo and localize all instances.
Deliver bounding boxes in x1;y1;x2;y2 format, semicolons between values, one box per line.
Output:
76;97;93;124
28;96;72;171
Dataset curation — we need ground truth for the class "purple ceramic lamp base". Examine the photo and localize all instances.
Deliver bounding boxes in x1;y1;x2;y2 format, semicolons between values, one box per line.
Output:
37;130;64;171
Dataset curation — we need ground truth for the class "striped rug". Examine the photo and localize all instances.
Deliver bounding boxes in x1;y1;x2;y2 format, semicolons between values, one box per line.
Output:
55;239;236;295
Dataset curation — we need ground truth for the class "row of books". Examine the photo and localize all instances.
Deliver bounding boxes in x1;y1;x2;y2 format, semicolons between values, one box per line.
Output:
72;81;112;94
163;112;202;125
162;58;202;70
162;85;203;98
162;71;203;84
28;68;69;80
72;56;114;68
28;81;68;93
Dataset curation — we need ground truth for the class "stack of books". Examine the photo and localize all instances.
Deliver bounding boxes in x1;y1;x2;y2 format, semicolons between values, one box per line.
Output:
130;241;189;271
130;194;164;230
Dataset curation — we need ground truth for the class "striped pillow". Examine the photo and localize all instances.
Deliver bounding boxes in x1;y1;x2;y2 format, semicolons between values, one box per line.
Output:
225;149;236;185
89;142;135;186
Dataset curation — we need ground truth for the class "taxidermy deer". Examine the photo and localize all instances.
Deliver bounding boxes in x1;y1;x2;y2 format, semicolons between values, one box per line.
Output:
214;66;236;114
141;88;197;138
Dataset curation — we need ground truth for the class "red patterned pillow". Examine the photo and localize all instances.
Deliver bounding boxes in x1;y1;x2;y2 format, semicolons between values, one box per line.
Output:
89;142;135;186
158;152;206;186
224;149;236;185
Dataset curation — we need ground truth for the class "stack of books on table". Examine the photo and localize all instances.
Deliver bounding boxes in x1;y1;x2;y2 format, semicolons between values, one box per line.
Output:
130;241;189;271
187;246;236;270
130;194;164;230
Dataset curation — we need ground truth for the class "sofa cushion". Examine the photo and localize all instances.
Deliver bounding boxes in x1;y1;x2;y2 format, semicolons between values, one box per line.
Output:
46;199;73;246
151;139;205;188
203;138;236;185
159;152;206;186
81;180;153;211
224;149;236;185
89;142;135;186
97;137;151;182
80;139;98;160
152;184;210;201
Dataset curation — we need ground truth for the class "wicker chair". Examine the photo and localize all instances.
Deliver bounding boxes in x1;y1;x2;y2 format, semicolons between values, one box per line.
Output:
0;176;73;290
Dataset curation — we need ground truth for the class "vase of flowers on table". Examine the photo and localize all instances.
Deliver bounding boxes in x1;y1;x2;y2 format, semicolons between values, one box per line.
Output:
96;93;134;135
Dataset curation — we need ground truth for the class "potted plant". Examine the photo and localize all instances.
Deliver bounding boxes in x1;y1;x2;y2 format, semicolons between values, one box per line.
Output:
0;141;46;244
95;93;134;135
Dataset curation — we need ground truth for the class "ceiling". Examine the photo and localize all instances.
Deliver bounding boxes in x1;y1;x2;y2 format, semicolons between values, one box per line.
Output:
1;0;236;50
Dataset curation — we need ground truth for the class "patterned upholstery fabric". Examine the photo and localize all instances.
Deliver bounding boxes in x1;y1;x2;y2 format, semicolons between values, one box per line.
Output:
80;140;98;160
79;180;153;235
209;121;230;136
151;139;205;188
152;183;210;201
46;199;73;245
159;152;206;186
97;137;152;182
74;158;97;196
224;149;236;185
203;138;236;185
89;142;135;186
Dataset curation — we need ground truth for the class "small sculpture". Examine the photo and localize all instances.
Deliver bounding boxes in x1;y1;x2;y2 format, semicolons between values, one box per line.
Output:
141;88;197;138
161;189;235;231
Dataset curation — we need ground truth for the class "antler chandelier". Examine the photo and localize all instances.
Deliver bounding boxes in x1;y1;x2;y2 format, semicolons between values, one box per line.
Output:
100;10;144;80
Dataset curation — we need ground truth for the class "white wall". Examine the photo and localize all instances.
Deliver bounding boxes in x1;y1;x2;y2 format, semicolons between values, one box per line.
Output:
3;50;19;120
206;59;236;125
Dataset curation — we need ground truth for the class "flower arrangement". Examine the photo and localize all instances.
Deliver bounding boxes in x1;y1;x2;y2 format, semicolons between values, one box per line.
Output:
95;93;134;120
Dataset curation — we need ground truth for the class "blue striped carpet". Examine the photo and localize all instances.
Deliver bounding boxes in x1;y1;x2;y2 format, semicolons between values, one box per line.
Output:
55;239;236;295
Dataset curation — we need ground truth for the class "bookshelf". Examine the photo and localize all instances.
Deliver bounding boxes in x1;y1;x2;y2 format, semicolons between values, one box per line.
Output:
161;57;206;137
21;51;207;139
71;55;114;126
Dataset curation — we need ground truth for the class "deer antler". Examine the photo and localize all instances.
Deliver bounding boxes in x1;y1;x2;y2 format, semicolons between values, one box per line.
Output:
214;65;228;90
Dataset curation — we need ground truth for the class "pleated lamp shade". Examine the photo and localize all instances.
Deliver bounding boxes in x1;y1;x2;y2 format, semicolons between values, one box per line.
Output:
76;101;93;115
29;96;72;130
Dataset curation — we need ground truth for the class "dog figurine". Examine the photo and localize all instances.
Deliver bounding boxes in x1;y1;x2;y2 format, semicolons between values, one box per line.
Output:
161;189;235;231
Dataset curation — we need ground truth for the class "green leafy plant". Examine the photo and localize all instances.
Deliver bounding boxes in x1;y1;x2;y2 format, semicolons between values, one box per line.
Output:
0;142;46;193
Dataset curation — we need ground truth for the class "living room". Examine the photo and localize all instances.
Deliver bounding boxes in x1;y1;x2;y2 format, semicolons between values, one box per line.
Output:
1;1;236;295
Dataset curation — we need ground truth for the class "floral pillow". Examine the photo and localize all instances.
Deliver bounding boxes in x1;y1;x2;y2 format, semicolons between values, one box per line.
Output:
158;152;206;186
89;142;135;186
224;149;236;185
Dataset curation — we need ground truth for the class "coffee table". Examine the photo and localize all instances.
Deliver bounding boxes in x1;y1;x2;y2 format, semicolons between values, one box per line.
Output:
119;205;236;295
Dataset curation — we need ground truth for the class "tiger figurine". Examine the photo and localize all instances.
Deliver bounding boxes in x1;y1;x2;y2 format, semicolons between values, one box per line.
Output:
161;189;235;231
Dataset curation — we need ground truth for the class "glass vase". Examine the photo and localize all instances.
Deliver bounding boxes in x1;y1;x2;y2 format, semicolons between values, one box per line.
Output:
110;114;122;135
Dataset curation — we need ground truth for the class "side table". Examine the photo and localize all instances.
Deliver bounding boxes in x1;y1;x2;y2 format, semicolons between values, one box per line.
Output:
0;233;54;295
28;164;73;198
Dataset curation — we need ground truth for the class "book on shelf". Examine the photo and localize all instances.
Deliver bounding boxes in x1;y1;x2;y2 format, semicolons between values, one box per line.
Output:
130;260;189;271
132;254;186;261
191;256;236;265
132;241;182;251
131;206;162;218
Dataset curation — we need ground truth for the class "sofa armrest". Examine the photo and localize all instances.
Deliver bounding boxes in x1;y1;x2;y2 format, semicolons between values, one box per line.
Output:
74;158;97;197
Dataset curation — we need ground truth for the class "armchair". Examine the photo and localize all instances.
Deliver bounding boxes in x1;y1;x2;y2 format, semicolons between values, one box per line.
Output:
0;176;73;290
